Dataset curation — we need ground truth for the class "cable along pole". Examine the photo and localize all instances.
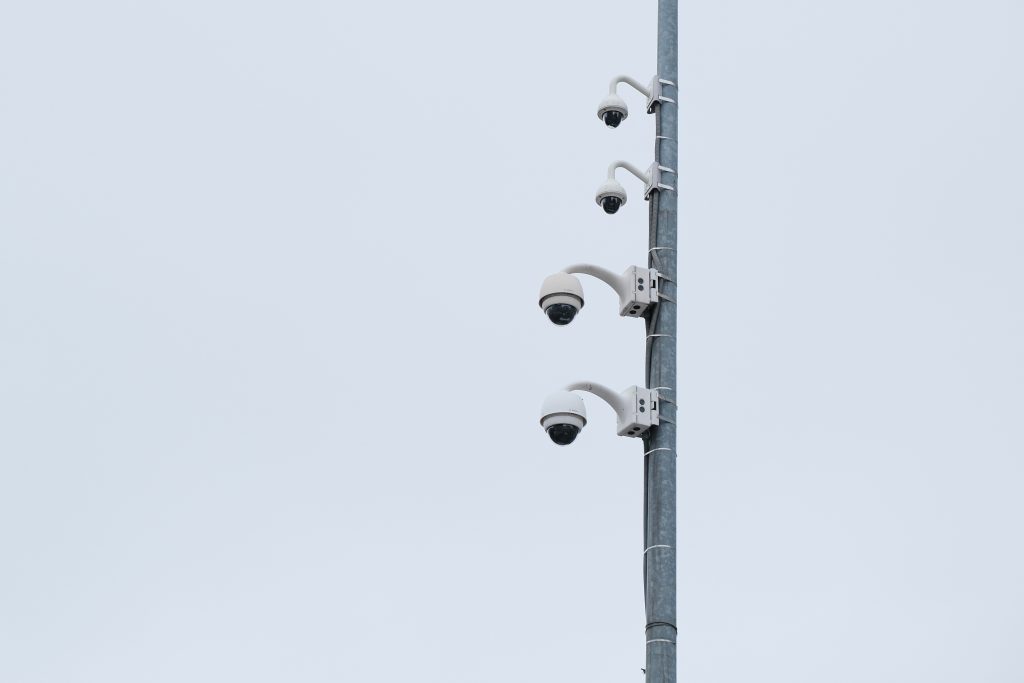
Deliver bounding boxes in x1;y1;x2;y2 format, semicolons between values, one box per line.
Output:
644;1;677;682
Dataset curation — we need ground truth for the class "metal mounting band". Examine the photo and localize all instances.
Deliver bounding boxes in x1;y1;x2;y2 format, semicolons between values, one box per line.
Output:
643;544;673;554
646;620;678;630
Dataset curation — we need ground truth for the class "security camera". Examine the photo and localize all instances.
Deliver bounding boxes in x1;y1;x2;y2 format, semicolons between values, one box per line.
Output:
597;93;628;128
540;390;587;445
598;75;675;128
595;178;627;214
540;264;658;323
538;272;584;325
540;382;659;445
596;161;674;214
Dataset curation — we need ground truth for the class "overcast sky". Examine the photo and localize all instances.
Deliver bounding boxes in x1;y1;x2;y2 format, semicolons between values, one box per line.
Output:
1;1;1022;681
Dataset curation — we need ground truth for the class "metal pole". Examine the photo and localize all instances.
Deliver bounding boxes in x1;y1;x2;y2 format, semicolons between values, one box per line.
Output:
644;0;677;682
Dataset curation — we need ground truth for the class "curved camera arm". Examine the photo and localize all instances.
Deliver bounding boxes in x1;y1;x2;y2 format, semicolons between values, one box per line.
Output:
562;263;631;300
609;75;652;99
608;160;652;185
564;381;628;414
562;382;660;439
607;160;672;200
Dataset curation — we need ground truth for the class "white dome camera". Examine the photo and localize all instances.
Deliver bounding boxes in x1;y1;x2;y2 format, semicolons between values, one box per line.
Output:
538;272;585;326
596;161;673;214
597;93;629;128
598;75;675;128
540;383;659;445
595;178;627;214
540;264;659;324
540;390;588;445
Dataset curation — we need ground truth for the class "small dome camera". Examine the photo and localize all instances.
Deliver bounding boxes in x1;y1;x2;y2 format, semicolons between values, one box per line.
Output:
538;272;585;325
595;179;627;214
597;93;629;128
540;391;587;446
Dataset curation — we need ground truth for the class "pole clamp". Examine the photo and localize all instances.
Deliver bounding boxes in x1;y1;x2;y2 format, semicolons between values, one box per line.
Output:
646;77;678;113
643;163;677;199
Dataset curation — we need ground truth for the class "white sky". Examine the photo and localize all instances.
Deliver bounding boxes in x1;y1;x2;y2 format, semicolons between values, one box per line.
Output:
1;1;1022;681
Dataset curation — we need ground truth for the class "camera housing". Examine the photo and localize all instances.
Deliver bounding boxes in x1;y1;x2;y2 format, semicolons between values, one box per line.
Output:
612;385;660;438
538;272;585;325
598;76;674;128
540;390;588;445
595;179;627;214
541;384;660;444
596;93;628;128
616;266;658;318
540;265;658;324
596;161;673;214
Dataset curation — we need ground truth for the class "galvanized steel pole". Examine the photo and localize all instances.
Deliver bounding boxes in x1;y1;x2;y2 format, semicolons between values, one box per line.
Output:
644;1;677;682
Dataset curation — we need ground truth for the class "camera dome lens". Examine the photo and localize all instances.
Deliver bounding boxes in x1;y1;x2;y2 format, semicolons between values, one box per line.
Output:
603;111;624;128
547;423;580;446
601;196;622;214
545;303;578;326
